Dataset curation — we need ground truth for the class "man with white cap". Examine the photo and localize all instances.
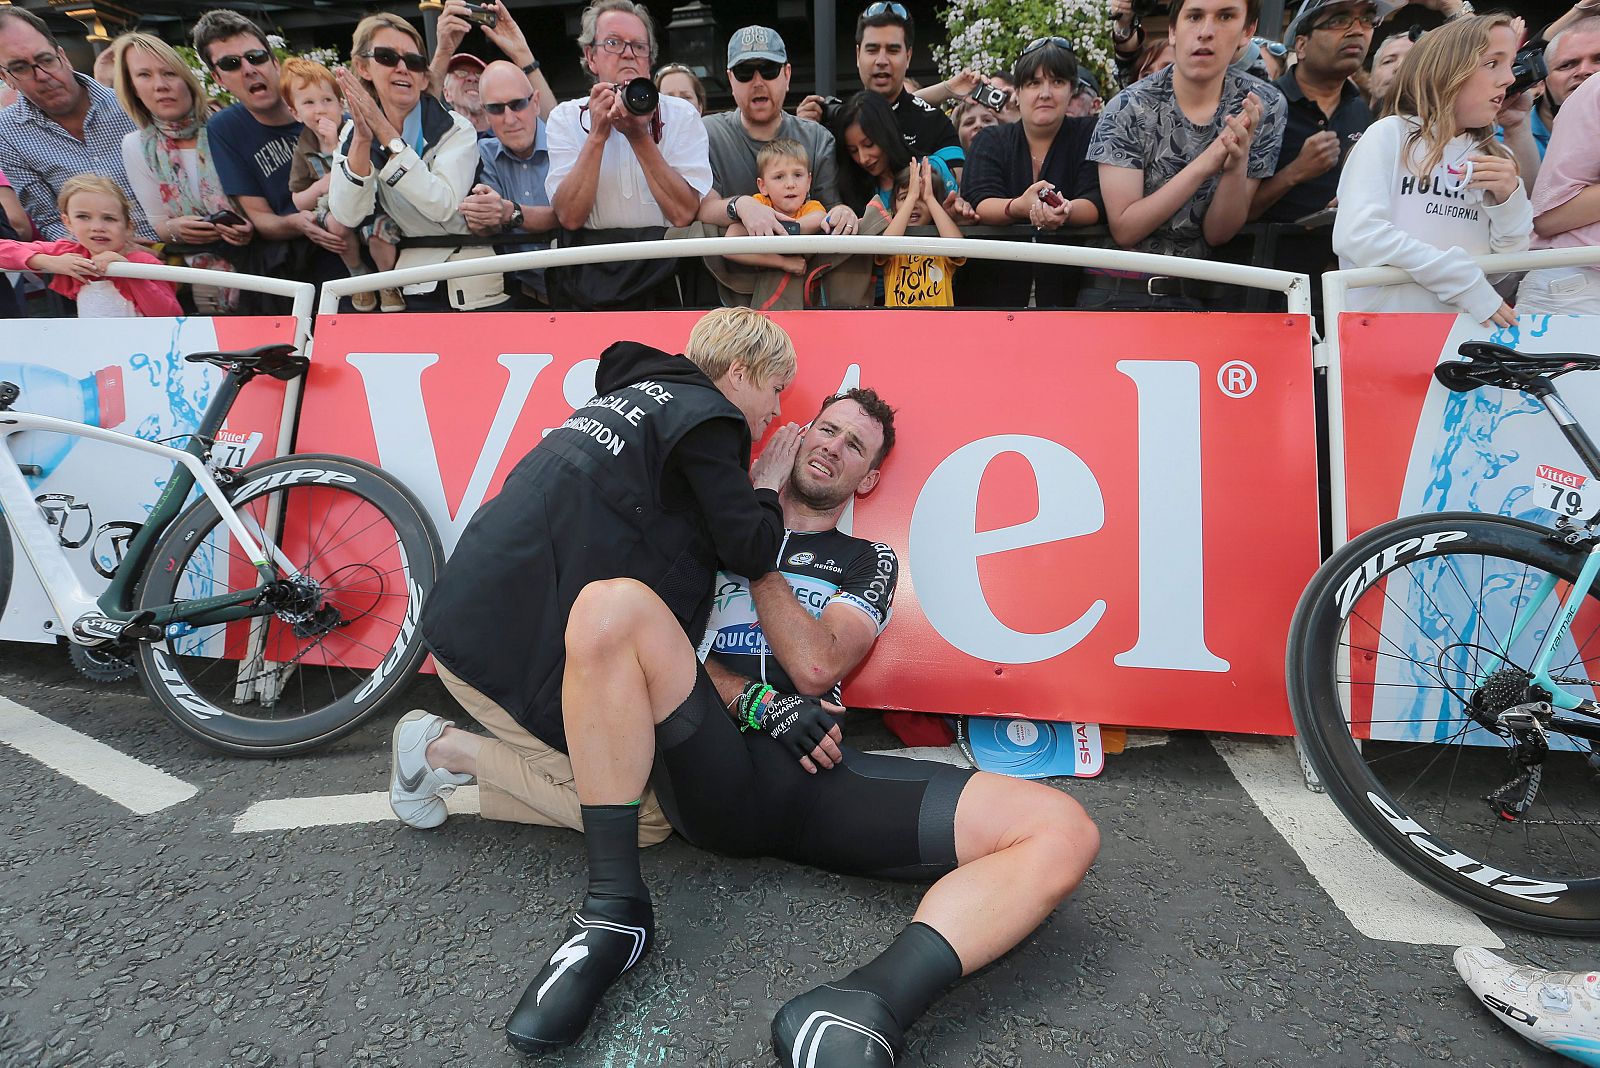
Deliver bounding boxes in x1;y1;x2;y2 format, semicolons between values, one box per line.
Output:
699;24;860;237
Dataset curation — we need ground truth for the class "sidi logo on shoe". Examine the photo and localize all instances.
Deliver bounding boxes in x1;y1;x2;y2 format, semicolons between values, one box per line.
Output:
537;933;590;1004
1485;992;1540;1026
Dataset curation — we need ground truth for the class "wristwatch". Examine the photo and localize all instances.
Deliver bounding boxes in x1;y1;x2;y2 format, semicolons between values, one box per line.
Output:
508;203;525;230
522;58;541;75
726;195;742;221
386;136;407;156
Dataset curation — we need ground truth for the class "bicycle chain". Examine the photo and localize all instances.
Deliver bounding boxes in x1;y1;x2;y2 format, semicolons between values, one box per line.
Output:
1553;674;1600;688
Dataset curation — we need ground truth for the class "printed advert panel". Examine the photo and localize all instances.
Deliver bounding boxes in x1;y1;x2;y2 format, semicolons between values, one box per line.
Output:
1339;312;1600;746
299;310;1319;733
0;317;296;643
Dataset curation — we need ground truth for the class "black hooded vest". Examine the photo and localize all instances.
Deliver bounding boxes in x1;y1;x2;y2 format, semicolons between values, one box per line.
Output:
420;341;757;751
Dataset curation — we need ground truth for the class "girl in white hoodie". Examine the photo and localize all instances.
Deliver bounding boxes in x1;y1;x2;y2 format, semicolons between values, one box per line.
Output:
1333;15;1532;327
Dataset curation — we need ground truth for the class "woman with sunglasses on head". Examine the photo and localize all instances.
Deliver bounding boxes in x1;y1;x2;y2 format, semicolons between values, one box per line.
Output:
960;36;1103;308
1333;15;1531;325
654;63;706;114
332;13;505;309
109;32;252;313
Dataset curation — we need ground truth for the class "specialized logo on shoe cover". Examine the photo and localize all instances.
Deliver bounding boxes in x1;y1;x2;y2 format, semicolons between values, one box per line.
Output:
789;1011;894;1067
535;914;649;1005
537;934;590;1004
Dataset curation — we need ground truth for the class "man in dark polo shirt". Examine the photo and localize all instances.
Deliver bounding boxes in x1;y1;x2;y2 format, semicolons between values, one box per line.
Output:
1248;0;1375;289
797;2;965;196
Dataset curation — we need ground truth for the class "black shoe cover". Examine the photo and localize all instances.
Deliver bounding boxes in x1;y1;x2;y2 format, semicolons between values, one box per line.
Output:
771;983;904;1066
505;896;654;1055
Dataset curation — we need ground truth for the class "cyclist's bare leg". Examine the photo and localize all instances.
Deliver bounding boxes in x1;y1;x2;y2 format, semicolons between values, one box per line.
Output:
919;773;1099;972
561;578;698;805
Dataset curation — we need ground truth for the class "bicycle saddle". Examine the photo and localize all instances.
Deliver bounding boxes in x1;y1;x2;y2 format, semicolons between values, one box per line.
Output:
184;343;307;380
1436;342;1600;393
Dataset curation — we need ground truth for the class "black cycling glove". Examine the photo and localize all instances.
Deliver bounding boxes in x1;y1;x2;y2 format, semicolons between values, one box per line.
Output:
735;682;840;764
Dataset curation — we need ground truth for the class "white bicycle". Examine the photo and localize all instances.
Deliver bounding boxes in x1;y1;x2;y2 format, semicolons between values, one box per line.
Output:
0;343;441;755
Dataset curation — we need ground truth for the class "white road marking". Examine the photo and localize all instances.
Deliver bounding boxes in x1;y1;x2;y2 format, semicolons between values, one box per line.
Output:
233;786;480;832
0;695;197;815
1212;735;1503;949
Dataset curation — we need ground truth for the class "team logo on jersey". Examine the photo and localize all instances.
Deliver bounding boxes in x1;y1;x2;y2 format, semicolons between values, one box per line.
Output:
788;551;815;566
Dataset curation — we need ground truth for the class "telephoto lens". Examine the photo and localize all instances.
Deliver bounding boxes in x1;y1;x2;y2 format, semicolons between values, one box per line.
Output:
619;77;659;116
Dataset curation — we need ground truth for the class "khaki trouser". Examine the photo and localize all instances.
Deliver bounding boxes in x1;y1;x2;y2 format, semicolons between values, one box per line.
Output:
435;663;672;846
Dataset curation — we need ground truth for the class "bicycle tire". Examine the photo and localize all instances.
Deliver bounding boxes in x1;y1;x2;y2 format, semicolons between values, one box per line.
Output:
1289;511;1600;935
135;453;441;757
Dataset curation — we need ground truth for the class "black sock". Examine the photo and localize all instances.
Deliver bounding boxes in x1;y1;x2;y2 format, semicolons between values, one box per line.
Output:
836;921;963;1027
580;803;648;904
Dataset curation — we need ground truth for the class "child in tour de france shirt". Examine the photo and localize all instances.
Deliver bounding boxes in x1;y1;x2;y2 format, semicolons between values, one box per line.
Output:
1333;14;1532;326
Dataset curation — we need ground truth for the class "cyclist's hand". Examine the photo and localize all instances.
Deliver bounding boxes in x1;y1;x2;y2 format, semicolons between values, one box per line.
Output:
1486;301;1517;329
750;422;802;492
762;691;844;773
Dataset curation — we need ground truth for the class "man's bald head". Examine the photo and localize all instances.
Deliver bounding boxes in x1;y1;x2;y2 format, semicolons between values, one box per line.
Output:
480;61;539;154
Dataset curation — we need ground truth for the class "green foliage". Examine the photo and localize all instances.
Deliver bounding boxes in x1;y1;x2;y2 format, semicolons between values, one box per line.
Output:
935;0;1116;96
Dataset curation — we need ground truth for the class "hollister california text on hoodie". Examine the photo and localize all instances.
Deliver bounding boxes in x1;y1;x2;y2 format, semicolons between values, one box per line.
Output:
1333;114;1532;321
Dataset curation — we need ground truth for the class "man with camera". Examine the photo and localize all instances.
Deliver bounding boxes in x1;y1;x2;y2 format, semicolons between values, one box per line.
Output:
427;1;556;124
1530;16;1600;156
543;0;710;307
699;26;860;239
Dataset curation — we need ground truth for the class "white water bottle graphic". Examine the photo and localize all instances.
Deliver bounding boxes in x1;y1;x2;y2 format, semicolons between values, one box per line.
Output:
0;363;127;482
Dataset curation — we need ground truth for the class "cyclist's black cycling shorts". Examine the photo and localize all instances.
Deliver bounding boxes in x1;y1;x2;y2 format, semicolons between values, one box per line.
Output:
651;669;975;880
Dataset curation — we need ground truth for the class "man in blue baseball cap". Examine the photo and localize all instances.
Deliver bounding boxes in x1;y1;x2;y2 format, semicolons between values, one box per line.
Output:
699;24;861;238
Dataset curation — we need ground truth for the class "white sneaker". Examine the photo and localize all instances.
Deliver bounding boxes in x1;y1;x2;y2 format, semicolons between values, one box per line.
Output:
1456;946;1600;1066
389;709;473;829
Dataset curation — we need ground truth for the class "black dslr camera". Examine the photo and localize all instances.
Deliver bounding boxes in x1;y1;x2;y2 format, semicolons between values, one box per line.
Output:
616;76;659;116
1510;44;1548;97
818;95;847;126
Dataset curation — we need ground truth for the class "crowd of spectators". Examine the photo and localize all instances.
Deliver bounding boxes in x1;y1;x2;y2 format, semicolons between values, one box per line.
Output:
0;0;1597;317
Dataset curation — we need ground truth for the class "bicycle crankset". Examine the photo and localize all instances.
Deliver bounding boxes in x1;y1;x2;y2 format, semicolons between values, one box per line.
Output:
66;640;137;683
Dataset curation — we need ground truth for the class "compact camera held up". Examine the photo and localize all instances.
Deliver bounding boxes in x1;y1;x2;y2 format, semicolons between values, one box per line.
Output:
969;82;1009;112
461;1;498;28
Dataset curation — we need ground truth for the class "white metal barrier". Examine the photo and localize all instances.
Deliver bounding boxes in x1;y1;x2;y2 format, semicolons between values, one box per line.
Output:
1320;246;1600;548
97;261;316;460
315;235;1315;317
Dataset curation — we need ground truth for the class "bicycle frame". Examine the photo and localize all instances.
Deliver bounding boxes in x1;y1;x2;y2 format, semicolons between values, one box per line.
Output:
1472;380;1600;741
0;377;281;642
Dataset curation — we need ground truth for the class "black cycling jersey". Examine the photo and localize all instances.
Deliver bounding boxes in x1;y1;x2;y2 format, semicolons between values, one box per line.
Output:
700;527;899;703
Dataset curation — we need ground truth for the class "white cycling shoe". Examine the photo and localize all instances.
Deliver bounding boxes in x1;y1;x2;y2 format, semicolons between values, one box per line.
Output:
389;709;473;829
1456;946;1600;1066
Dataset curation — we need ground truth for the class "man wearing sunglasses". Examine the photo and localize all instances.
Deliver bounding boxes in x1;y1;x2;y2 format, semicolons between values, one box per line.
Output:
1249;0;1377;291
699;26;860;239
460;61;558;302
194;9;349;270
799;3;965;199
0;8;149;243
